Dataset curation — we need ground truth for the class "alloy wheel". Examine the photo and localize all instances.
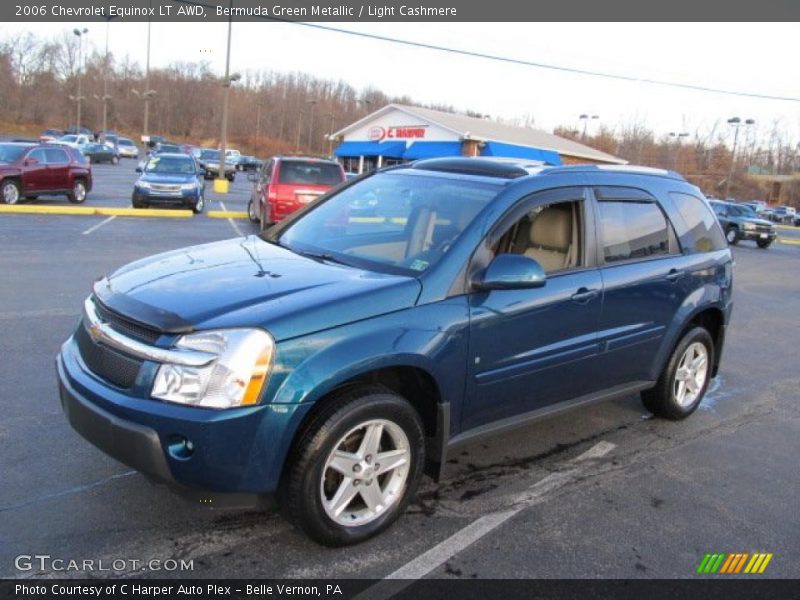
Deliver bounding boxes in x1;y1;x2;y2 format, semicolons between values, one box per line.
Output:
673;342;709;407
2;181;20;204
320;419;410;527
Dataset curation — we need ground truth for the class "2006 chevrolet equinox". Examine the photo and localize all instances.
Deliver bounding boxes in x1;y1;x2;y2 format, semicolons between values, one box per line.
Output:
57;158;733;545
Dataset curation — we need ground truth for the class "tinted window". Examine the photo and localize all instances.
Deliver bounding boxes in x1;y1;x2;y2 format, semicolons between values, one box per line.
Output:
27;148;48;163
45;148;70;164
671;193;727;252
278;161;343;185
598;201;671;263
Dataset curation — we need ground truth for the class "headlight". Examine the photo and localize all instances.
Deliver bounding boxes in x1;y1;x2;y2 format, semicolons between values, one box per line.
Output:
743;222;756;231
152;329;274;409
137;180;152;190
180;182;198;191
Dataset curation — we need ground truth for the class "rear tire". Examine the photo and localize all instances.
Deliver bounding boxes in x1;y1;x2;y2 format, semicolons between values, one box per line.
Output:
68;179;87;204
280;386;425;546
642;326;714;420
226;173;235;182
725;226;739;245
247;198;259;223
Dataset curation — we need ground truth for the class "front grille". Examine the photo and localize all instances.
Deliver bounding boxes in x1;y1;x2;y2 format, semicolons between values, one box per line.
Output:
755;224;773;234
150;184;182;194
94;301;161;344
75;322;143;388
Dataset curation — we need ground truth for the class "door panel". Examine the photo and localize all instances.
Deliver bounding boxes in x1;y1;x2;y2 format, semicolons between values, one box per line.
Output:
464;269;603;429
20;148;49;191
45;148;71;191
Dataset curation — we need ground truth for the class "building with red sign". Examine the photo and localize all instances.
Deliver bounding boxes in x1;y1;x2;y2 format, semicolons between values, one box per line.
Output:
331;104;625;173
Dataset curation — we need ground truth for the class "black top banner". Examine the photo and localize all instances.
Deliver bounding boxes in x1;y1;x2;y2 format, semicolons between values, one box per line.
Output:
4;0;800;22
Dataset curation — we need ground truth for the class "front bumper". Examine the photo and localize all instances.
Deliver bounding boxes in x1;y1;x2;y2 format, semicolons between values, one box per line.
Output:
57;335;311;497
132;189;200;207
740;229;776;242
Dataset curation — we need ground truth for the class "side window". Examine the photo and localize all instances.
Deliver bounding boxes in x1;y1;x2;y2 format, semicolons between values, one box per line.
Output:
670;193;727;252
597;201;672;263
45;148;69;165
493;199;584;274
26;148;48;164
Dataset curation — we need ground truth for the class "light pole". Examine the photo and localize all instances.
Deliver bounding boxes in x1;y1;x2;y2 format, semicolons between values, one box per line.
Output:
668;131;689;170
326;112;336;156
579;114;599;140
217;0;237;185
100;17;113;137
307;99;317;153
255;101;264;156
72;28;88;132
724;117;755;200
142;6;153;142
295;111;304;152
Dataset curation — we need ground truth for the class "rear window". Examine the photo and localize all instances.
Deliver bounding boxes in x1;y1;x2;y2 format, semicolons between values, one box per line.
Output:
278;161;343;185
598;201;671;263
672;193;727;252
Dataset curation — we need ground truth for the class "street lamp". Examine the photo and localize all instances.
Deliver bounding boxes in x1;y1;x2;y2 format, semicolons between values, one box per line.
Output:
254;100;264;157
307;99;318;153
579;114;599;140
217;0;237;186
295;111;304;152
326;112;336;156
100;17;115;138
72;28;88;132
724;117;755;200
668;131;689;170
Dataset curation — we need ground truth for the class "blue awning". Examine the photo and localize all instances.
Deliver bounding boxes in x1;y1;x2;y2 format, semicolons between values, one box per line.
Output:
333;141;406;158
403;141;463;159
480;142;562;165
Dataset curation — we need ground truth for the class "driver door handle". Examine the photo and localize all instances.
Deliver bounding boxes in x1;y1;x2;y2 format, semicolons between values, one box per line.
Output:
571;287;599;303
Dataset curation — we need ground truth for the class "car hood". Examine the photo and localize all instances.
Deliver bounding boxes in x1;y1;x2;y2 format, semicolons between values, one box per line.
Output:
94;236;421;341
743;217;773;227
138;172;196;184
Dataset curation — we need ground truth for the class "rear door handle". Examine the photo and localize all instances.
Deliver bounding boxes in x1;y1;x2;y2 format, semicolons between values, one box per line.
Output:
571;288;599;303
665;269;685;282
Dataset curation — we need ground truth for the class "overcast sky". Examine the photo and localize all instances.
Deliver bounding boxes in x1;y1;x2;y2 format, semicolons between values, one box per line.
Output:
4;21;799;145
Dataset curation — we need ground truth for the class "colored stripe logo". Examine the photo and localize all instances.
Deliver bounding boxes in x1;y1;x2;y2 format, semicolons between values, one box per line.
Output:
696;552;773;574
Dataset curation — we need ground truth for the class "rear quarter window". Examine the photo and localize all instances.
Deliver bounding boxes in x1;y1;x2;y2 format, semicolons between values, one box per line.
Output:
597;201;673;263
670;192;727;252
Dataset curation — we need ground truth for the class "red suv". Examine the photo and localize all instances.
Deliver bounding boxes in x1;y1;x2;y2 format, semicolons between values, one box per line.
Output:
247;156;345;230
0;142;93;205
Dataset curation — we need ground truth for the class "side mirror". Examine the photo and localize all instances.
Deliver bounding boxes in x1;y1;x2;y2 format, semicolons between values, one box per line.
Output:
135;166;142;173
474;254;547;291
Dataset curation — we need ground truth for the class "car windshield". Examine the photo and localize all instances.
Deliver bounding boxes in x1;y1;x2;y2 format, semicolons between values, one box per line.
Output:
201;150;221;160
159;144;181;153
727;205;754;217
119;139;134;146
277;171;500;275
144;156;196;174
278;161;343;185
0;144;30;163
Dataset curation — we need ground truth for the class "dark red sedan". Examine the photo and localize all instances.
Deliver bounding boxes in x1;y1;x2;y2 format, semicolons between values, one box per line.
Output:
0;142;93;205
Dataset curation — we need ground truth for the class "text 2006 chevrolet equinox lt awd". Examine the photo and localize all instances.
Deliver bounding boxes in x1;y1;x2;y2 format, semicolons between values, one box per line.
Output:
58;158;732;545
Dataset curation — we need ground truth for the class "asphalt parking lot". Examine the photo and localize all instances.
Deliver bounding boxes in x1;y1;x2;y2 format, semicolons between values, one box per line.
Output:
0;168;799;581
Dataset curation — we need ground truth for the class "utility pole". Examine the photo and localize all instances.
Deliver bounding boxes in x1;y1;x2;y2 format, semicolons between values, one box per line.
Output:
218;0;235;183
307;99;317;153
668;131;689;171
254;101;263;156
143;9;152;141
72;28;88;131
101;18;112;137
295;111;304;152
327;112;336;156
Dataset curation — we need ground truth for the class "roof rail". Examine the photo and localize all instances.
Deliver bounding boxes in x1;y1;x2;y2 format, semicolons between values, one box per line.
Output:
540;164;686;181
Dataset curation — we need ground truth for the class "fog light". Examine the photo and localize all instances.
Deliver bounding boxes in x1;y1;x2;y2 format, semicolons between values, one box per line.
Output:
167;435;194;460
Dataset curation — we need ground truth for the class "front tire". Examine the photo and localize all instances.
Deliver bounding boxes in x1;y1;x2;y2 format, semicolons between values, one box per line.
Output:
226;173;235;183
68;179;87;204
247;198;259;223
2;179;22;205
642;327;714;420
280;386;425;546
756;239;772;249
725;226;739;245
192;194;205;214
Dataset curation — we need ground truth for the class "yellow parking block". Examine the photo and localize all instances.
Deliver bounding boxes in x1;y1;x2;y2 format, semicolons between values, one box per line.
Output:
778;237;800;245
0;204;192;218
774;224;798;230
0;204;95;216
207;210;249;219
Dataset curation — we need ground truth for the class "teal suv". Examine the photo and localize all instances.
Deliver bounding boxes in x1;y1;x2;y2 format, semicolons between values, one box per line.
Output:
710;200;776;248
58;159;733;545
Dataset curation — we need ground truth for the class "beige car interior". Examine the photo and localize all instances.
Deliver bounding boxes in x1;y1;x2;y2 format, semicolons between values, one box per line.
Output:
499;202;582;273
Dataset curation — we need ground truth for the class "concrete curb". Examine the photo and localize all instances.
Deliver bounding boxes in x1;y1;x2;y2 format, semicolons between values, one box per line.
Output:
0;205;192;218
207;210;249;219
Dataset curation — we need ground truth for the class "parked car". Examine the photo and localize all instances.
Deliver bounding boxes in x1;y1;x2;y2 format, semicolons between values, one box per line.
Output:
155;143;183;154
0;142;92;204
58;158;732;545
710;200;776;248
64;126;93;136
197;149;236;181
116;138;139;159
247;156;346;228
132;152;205;213
83;143;119;165
39;128;64;142
54;134;92;152
236;155;263;171
767;206;797;224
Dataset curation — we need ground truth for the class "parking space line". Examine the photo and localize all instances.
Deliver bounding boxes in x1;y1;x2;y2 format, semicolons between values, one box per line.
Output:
778;237;800;245
358;441;616;599
81;215;116;235
207;210;249;219
219;201;244;236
